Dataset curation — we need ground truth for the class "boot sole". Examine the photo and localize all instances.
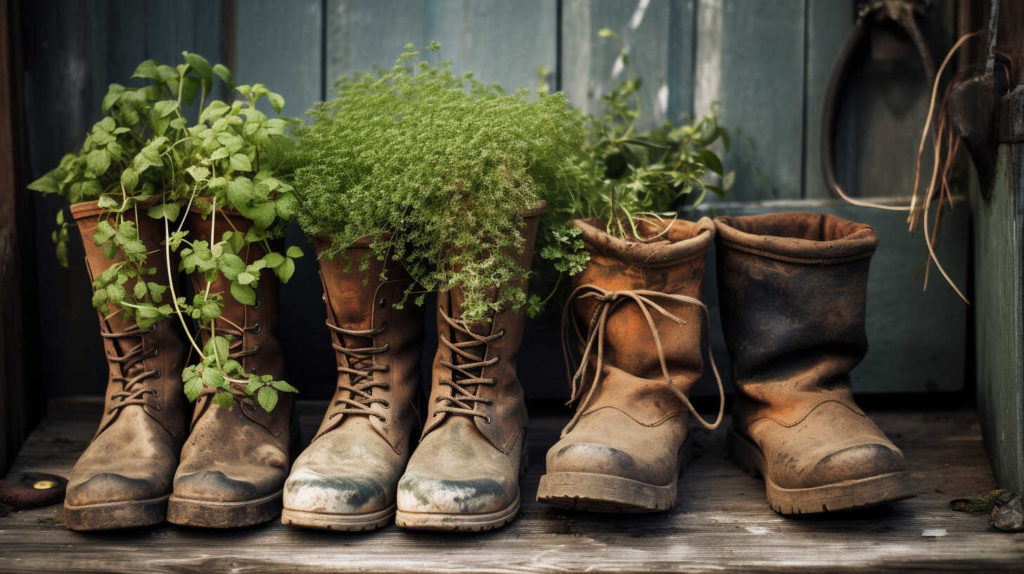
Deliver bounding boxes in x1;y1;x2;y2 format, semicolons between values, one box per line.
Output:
281;505;395;531
166;490;281;528
727;428;916;514
535;437;692;513
63;494;169;531
394;492;520;532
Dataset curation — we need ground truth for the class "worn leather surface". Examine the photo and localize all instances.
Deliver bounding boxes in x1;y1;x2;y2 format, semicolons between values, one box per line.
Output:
173;208;293;503
715;212;907;489
284;236;424;515
543;217;715;486
65;201;189;507
397;205;543;516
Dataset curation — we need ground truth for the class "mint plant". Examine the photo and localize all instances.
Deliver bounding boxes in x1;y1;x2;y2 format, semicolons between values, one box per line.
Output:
292;43;590;322
28;53;300;412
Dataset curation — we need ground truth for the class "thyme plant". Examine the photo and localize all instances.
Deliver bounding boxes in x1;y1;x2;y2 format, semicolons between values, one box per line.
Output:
28;53;300;412
293;43;590;321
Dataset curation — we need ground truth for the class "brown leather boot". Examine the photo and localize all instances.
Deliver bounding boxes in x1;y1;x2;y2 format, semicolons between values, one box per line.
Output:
715;212;915;514
282;236;424;531
536;216;724;512
64;201;189;531
166;207;296;528
395;204;544;532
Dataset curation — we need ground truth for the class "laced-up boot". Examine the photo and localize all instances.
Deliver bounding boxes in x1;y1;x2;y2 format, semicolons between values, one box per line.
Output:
282;236;424;530
715;212;915;514
536;216;724;512
63;201;189;530
167;207;296;528
395;204;545;531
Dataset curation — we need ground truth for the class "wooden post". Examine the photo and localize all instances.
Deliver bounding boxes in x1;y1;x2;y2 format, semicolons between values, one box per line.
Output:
0;0;42;475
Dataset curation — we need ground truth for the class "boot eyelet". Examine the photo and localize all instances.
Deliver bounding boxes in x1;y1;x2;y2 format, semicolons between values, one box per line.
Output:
378;297;387;309
252;298;262;310
151;348;159;358
483;416;492;424
251;322;262;334
497;328;506;337
148;325;158;333
153;370;162;378
381;401;391;409
377;415;388;424
253;345;262;353
151;405;161;411
151;390;160;397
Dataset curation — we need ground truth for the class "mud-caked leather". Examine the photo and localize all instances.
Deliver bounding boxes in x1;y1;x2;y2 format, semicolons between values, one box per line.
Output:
282;236;423;531
395;204;544;532
64;201;189;531
167;208;296;528
715;212;915;514
537;217;722;513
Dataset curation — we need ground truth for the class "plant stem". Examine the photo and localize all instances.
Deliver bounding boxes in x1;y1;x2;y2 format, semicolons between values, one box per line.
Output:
164;213;205;358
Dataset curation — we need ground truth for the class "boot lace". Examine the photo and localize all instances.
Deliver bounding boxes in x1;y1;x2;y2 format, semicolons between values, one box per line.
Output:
101;324;161;414
560;284;726;434
326;320;391;421
435;308;505;423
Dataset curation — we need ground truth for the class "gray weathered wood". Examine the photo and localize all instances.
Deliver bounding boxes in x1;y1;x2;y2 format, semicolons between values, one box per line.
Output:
698;197;969;395
0;397;1017;572
694;0;805;201
561;0;697;127
971;112;1024;493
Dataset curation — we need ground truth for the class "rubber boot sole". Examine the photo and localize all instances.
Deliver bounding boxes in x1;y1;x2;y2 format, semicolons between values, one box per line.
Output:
63;494;169;531
281;505;395;531
395;492;520;532
535;438;692;513
727;428;916;514
166;490;282;528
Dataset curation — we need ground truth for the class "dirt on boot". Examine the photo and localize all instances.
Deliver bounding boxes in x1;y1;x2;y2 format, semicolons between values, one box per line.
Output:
167;207;296;529
395;204;545;532
715;212;915;515
536;216;724;513
282;235;424;531
64;200;189;531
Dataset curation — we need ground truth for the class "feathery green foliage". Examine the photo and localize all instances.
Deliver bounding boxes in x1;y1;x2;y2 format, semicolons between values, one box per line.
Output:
293;43;590;321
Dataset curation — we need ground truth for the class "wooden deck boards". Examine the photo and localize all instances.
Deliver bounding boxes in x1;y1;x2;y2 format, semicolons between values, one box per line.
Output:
1;398;1021;572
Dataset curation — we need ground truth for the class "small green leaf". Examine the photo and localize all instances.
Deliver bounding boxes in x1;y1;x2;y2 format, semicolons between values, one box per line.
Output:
257;386;278;412
229;153;252;172
271;380;299;393
86;149;111;177
121;168;139;192
275;258;296;284
230;282;256;305
218;253;247;281
183;52;213;87
267;92;285;114
147;202;181;222
213;63;234;88
93;220;116;245
27;173;59;194
236;271;256;285
286;245;303;258
260;253;285;268
213;390;234;409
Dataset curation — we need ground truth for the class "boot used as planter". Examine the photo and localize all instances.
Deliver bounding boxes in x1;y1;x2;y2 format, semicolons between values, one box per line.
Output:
64;201;189;531
715;212;915;514
395;204;545;532
166;207;297;528
536;216;725;513
282;236;424;531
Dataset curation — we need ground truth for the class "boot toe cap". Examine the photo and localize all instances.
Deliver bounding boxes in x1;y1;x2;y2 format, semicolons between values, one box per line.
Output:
284;468;389;514
547;442;642;478
66;473;162;506
173;470;260;502
803;443;906;488
396;474;513;515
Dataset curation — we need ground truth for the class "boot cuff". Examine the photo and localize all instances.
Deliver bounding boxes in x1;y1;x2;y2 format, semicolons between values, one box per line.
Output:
70;198;157;221
574;216;715;266
715;212;877;263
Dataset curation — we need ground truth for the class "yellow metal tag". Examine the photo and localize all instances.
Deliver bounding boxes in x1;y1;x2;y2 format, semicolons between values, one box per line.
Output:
32;480;58;490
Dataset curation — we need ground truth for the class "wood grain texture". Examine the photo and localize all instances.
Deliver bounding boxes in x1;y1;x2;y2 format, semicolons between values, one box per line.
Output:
697;198;968;395
0;397;1016;572
694;0;805;201
971;130;1024;493
561;0;696;127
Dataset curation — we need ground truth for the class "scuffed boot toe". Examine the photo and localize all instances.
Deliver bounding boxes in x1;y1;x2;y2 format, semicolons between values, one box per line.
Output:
396;474;513;516
282;468;396;531
172;470;259;503
546;441;642;479
805;443;907;488
66;473;161;507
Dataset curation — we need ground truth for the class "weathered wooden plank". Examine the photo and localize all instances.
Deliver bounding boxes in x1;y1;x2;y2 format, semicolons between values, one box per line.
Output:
234;0;333;399
325;0;428;84
694;0;805;201
971;104;1024;493
0;397;1016;572
698;197;968;395
561;0;696;128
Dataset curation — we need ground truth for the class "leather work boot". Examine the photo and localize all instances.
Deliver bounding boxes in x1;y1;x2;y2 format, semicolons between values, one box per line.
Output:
166;207;297;528
395;204;545;531
536;216;724;513
715;212;915;514
282;236;424;531
64;200;189;531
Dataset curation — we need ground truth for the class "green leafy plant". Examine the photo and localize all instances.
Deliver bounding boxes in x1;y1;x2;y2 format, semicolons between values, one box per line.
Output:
292;43;590;321
573;29;733;238
28;52;300;411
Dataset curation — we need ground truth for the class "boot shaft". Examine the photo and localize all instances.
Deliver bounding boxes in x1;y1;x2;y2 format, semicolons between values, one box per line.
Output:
312;235;424;450
714;212;877;422
70;200;188;439
423;203;545;452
